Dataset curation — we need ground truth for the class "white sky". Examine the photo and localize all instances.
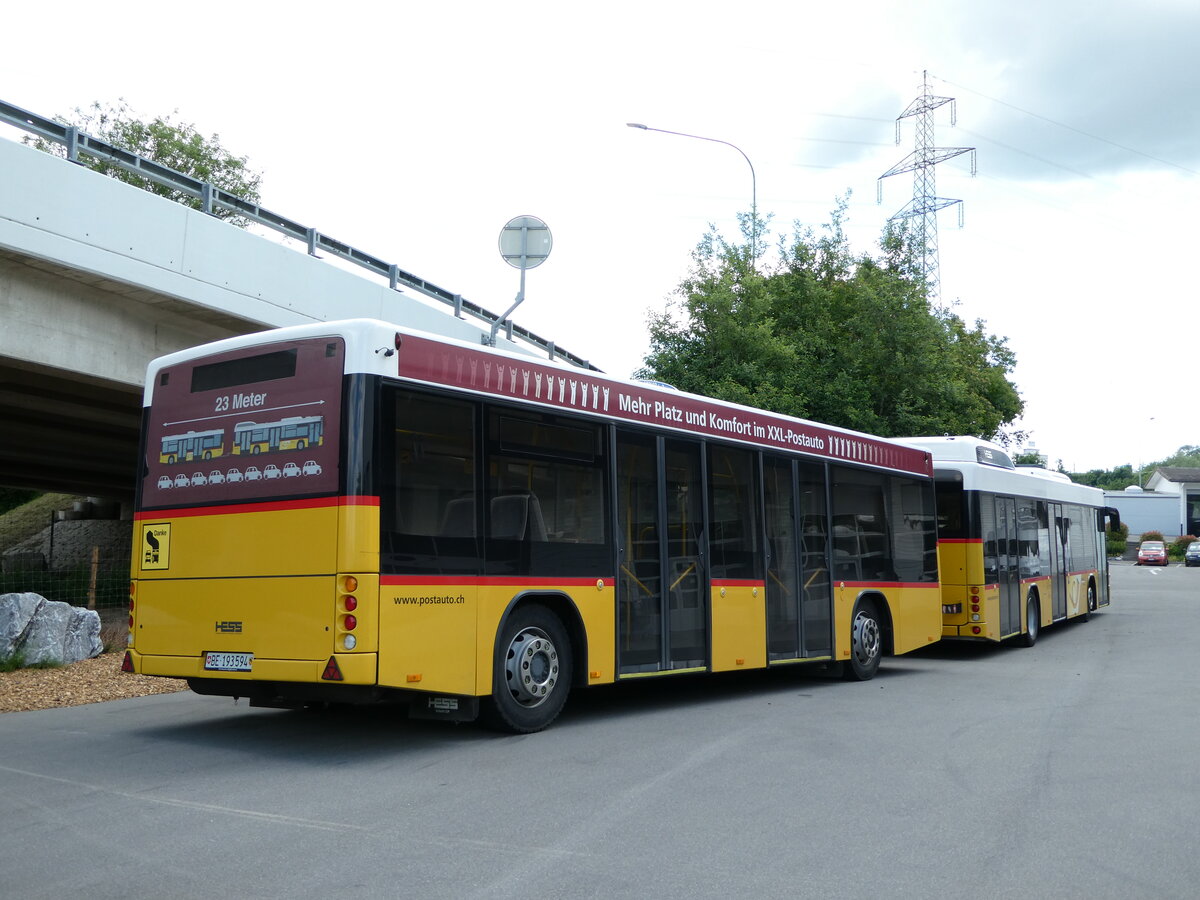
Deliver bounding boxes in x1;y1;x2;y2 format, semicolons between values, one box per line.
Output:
4;0;1197;472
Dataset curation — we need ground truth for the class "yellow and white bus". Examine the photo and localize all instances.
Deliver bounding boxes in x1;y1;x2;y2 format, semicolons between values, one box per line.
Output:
903;436;1116;645
126;319;943;731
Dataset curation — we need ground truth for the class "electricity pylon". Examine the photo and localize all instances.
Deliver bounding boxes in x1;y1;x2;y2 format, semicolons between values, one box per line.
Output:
878;71;976;302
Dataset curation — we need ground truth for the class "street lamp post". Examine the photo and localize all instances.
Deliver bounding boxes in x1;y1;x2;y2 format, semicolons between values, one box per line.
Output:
626;122;757;261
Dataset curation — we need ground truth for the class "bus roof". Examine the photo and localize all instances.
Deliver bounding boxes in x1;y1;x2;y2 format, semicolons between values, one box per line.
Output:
902;435;1104;506
146;318;934;478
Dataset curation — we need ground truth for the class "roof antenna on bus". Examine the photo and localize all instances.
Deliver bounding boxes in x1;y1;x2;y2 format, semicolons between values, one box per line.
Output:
487;215;552;351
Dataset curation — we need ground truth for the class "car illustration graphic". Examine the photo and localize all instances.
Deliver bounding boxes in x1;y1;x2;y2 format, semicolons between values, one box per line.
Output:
157;475;173;489
244;466;263;481
282;462;301;478
208;470;225;485
226;468;244;483
302;460;322;476
263;464;282;479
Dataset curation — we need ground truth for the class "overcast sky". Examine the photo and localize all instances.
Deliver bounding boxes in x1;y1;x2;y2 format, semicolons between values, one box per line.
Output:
4;0;1197;472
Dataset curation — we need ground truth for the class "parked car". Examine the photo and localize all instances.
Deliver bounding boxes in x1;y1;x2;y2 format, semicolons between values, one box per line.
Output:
1186;542;1200;567
1137;540;1168;566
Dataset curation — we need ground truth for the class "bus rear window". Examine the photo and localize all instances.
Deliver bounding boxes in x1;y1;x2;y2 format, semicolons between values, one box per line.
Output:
191;349;298;392
141;337;343;509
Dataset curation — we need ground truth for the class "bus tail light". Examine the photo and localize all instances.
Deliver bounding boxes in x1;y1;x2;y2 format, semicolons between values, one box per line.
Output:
336;574;371;653
121;651;134;673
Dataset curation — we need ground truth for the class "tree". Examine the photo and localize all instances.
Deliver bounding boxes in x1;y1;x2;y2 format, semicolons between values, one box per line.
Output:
639;203;1024;441
25;100;262;227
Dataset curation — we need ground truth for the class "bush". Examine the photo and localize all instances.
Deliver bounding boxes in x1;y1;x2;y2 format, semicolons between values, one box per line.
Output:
1170;535;1197;561
1141;530;1165;543
1106;521;1129;556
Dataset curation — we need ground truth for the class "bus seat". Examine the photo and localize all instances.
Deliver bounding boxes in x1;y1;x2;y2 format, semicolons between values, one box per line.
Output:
440;497;476;537
490;493;548;541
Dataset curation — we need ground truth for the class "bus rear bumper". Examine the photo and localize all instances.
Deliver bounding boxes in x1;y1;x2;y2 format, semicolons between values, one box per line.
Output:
128;649;378;684
126;649;481;720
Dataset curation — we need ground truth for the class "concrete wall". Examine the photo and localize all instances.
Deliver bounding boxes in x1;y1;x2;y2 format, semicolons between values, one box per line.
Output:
0;135;536;391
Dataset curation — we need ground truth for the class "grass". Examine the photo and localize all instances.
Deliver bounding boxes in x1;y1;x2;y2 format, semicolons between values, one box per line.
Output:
0;493;78;549
0;651;64;673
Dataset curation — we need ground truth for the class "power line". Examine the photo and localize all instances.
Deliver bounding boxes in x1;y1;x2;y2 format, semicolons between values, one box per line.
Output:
931;72;1200;177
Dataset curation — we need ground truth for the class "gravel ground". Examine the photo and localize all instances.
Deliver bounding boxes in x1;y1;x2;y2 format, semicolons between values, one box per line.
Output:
0;651;188;713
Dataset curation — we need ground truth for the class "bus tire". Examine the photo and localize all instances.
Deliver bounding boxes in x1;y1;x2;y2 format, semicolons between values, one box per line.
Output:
1083;582;1095;621
1019;592;1039;647
843;599;882;681
482;604;572;734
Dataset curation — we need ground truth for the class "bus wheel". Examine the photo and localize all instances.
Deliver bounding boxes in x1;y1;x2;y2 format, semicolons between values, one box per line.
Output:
844;600;882;681
1083;583;1096;621
1019;592;1039;647
483;605;572;734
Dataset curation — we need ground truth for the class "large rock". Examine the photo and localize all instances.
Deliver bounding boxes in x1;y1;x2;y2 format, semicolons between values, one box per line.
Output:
0;592;103;666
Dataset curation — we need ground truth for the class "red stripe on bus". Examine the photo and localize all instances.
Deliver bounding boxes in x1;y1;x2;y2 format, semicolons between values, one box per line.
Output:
937;538;983;544
710;579;764;588
837;581;939;590
381;575;613;588
134;495;379;520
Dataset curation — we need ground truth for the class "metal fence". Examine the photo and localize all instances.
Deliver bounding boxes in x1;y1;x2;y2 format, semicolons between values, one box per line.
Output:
0;498;130;611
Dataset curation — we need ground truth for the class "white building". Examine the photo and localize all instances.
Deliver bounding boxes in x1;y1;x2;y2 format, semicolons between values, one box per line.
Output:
1106;468;1200;539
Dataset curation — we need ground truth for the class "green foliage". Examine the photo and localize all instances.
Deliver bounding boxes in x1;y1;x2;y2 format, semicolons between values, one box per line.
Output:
1161;446;1200;467
1141;530;1164;543
1105;521;1129;555
25;100;262;226
1170;535;1197;560
1070;464;1137;491
638;203;1023;439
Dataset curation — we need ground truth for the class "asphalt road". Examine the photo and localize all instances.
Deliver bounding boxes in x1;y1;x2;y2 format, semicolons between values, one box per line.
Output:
2;562;1197;899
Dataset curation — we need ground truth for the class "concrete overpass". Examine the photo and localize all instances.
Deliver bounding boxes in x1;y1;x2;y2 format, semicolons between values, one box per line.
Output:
0;117;587;501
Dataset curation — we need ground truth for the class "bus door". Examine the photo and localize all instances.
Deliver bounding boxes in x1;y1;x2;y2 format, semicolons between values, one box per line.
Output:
1048;503;1068;620
764;457;831;660
616;431;708;674
995;496;1021;636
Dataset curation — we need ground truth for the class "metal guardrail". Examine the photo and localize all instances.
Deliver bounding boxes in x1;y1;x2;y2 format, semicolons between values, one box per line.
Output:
0;98;598;372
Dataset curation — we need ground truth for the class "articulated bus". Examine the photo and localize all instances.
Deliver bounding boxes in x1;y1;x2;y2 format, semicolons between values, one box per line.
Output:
125;319;943;732
903;436;1116;645
233;415;325;455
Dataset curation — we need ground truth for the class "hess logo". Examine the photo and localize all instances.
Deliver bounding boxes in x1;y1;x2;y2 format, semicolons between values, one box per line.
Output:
215;621;243;633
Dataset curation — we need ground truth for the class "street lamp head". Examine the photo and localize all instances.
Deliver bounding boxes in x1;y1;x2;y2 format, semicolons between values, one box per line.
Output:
626;123;648;130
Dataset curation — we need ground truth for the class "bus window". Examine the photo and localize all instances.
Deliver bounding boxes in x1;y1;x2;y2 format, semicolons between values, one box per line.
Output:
485;407;609;577
707;444;760;582
381;388;480;576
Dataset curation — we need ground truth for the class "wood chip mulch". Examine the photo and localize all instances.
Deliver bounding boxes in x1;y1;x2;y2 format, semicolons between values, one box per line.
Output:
0;652;188;713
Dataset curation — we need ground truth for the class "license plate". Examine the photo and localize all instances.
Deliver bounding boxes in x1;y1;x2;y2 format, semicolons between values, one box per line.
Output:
204;651;253;672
